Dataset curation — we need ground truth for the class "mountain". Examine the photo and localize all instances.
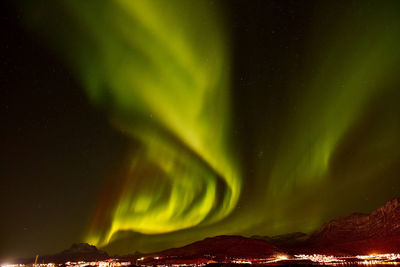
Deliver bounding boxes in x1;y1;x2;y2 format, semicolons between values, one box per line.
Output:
126;198;400;260
297;198;400;255
16;243;109;264
11;198;400;265
132;235;285;265
251;232;309;247
156;235;283;258
311;198;400;241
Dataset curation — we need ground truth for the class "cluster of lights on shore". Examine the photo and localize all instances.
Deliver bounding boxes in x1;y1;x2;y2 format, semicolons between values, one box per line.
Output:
0;260;131;267
2;254;400;266
293;253;400;265
231;253;400;265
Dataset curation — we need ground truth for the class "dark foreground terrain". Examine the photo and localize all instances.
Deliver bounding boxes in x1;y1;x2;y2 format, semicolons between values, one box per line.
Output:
7;198;400;266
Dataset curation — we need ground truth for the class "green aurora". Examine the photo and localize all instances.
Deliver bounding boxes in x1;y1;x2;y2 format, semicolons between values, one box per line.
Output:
15;0;400;255
21;0;240;248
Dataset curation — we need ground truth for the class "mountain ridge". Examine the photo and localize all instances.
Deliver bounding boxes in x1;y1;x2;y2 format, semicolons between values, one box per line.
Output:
10;197;400;263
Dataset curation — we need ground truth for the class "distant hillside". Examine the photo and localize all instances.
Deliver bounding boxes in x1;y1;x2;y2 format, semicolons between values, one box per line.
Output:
154;235;284;259
296;198;400;255
11;198;400;264
251;232;309;247
15;243;108;264
147;198;400;257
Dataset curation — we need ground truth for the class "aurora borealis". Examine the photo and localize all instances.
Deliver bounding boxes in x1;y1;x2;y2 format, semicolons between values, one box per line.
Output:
2;0;400;260
27;0;241;247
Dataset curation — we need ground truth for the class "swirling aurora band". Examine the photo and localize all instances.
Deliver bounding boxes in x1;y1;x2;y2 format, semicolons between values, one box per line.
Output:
21;0;239;247
18;0;400;254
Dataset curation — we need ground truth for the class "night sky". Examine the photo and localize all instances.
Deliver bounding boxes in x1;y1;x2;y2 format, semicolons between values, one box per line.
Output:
2;0;400;261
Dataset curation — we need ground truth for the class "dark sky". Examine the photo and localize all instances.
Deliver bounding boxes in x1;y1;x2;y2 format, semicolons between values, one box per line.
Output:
2;0;400;261
0;0;129;259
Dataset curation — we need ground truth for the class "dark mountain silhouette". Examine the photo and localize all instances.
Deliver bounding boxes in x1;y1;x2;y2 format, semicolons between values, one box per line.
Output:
131;235;286;265
290;198;400;255
251;232;309;247
153;235;284;258
11;198;400;265
311;198;400;242
15;243;109;264
147;198;400;257
121;197;400;259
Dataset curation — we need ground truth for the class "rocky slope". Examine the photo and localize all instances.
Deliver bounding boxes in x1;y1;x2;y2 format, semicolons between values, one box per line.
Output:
300;198;400;254
311;198;400;242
